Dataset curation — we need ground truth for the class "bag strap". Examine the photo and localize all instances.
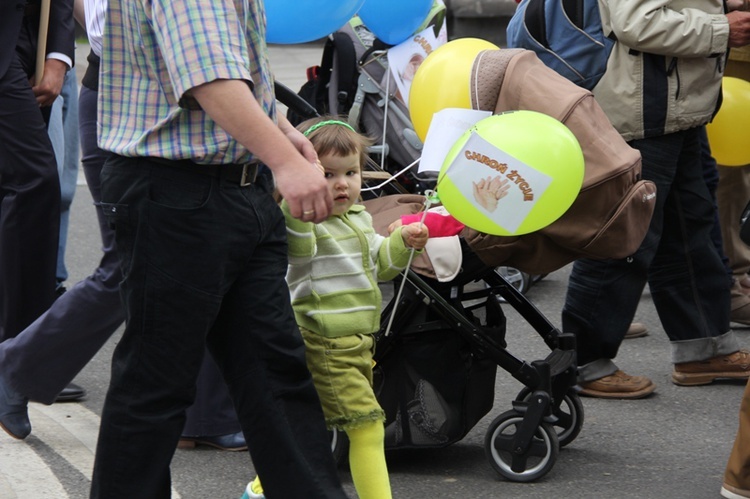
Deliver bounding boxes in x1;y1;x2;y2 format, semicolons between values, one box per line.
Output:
524;0;548;48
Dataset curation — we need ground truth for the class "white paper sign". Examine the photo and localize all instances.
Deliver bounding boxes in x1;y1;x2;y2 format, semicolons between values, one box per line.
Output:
419;108;491;173
443;132;553;233
387;26;444;107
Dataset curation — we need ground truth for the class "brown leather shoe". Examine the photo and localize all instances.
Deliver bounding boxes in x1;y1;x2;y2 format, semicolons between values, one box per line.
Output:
722;483;750;498
672;350;750;386
578;370;656;399
624;322;648;339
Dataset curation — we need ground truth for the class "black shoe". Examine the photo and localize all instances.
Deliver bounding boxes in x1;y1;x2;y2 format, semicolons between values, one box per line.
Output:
0;374;31;439
55;382;86;402
177;431;247;451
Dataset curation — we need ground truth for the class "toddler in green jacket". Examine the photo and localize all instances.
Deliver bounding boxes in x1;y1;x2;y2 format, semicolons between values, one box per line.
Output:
242;116;428;499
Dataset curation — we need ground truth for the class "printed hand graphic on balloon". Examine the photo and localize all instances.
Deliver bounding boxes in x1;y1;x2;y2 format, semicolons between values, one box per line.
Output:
472;176;510;213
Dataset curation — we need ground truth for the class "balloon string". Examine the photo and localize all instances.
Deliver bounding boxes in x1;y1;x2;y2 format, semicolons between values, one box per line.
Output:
360;157;420;192
384;194;434;337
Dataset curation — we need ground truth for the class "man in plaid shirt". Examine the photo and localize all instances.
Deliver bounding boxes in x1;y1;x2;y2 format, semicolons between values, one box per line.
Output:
89;0;348;497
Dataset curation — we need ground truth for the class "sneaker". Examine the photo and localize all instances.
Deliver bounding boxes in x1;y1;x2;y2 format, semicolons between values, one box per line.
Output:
672;350;750;386
578;370;656;399
241;481;264;499
722;483;750;498
624;322;648;339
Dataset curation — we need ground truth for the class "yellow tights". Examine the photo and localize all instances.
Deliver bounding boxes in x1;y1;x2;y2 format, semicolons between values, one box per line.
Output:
249;421;391;499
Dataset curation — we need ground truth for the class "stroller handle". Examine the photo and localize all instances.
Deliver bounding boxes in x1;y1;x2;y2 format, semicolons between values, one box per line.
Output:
275;81;320;121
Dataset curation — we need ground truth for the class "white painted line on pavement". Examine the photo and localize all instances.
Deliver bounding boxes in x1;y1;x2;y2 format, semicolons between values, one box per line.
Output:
0;435;68;497
29;402;182;498
28;403;97;478
31;402;99;454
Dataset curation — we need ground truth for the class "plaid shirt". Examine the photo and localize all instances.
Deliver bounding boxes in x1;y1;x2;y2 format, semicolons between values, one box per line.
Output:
98;0;276;165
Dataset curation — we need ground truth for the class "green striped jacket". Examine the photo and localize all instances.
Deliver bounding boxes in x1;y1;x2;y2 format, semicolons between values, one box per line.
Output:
283;202;418;338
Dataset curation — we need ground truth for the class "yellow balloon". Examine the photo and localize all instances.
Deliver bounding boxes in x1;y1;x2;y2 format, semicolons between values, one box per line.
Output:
706;77;750;167
409;38;499;141
437;111;584;236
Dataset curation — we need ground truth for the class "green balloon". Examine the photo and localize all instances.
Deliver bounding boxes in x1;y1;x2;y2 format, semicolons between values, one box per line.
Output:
437;111;584;236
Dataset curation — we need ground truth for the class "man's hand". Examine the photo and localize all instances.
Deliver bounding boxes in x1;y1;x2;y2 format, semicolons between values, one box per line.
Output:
31;59;68;107
278;114;318;164
273;163;332;223
191;79;332;222
727;11;750;47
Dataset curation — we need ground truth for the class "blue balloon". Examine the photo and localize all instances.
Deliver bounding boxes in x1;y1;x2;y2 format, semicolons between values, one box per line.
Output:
265;0;366;44
358;0;433;45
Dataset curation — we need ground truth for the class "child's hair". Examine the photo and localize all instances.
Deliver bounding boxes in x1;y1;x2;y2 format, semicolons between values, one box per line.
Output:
297;116;374;171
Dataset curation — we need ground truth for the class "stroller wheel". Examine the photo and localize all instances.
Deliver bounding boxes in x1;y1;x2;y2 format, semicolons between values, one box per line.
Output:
329;427;350;469
515;388;584;447
484;410;559;482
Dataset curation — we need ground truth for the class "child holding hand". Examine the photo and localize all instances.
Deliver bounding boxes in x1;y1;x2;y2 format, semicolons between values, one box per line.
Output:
242;117;428;499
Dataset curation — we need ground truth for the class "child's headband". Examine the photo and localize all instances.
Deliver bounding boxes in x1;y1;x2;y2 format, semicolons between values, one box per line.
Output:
302;120;356;136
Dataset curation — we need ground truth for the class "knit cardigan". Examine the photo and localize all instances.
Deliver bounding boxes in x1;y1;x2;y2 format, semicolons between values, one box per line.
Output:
283;202;417;338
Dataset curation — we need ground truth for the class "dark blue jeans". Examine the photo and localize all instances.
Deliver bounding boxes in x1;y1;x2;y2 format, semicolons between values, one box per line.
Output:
563;128;737;382
90;156;346;499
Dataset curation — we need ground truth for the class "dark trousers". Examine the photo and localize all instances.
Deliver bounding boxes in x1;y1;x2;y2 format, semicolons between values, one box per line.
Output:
182;353;240;437
90;156;346;499
563;127;731;367
0;85;123;403
0;55;60;342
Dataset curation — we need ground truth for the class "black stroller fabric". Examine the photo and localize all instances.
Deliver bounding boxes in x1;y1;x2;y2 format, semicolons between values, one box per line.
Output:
375;280;502;449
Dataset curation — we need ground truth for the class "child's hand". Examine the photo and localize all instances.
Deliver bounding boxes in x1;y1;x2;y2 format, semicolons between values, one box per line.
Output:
401;222;429;250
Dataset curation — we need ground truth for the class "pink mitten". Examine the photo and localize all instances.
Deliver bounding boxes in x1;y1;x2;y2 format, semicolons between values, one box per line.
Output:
401;212;465;238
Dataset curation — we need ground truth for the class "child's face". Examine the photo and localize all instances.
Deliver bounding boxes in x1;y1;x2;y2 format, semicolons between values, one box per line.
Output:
320;152;361;217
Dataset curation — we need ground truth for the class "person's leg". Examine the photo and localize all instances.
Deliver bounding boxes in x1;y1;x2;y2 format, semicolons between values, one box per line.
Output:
718;165;750;283
717;161;750;326
637;129;746;384
0;84;123;408
207;176;346;499
91;157;225;498
562;134;676;387
645;130;733;346
0;55;60;343
722;378;750;498
179;352;245;451
347;422;391;499
700;125;750;325
54;71;80;291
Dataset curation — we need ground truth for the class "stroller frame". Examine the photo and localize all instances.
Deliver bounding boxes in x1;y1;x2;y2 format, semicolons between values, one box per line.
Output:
366;238;581;483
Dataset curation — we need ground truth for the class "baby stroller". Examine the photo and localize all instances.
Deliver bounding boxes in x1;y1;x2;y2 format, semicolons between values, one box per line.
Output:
282;85;578;481
276;42;655;483
351;193;581;484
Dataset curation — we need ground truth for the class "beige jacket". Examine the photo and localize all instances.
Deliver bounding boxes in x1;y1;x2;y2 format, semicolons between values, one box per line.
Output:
594;0;729;141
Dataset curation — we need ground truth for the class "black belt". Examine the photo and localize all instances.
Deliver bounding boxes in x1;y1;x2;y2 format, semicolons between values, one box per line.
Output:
151;158;262;187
